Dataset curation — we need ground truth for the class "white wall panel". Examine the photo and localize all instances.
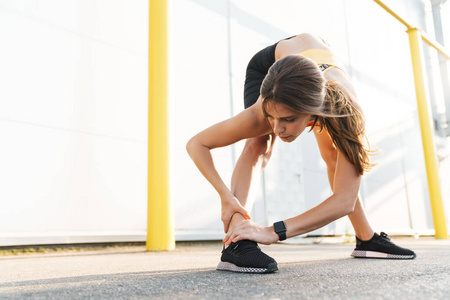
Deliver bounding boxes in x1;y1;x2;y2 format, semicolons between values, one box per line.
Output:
170;0;233;239
0;0;148;246
0;0;448;246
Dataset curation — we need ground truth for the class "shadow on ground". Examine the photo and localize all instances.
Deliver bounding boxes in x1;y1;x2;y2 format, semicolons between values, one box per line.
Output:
1;243;449;299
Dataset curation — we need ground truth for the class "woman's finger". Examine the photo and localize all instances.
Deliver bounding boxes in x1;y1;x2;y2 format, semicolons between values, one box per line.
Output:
223;231;232;244
231;234;241;243
237;206;251;220
233;234;249;243
228;233;237;245
222;235;229;244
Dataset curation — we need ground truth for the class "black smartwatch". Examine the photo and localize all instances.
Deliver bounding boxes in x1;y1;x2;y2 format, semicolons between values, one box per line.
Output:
273;221;287;241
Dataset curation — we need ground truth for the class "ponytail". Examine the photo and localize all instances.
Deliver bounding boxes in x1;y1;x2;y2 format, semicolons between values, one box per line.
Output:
317;81;375;175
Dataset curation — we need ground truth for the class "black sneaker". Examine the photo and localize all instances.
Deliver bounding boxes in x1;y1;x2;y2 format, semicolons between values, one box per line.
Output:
351;232;416;259
216;240;278;273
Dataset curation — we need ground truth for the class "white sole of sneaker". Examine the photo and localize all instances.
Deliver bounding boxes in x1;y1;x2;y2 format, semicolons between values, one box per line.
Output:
351;250;416;259
216;261;278;273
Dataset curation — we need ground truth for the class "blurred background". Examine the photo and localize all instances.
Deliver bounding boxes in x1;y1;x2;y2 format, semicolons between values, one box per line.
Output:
1;0;449;247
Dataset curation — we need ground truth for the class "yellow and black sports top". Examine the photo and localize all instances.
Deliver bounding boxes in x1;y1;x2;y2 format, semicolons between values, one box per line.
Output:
297;48;347;74
244;39;346;109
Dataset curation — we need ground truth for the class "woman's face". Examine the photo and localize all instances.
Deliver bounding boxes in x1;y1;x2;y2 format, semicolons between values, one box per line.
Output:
264;101;313;143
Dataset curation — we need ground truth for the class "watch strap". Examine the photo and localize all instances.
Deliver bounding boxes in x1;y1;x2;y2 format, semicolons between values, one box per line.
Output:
273;221;287;241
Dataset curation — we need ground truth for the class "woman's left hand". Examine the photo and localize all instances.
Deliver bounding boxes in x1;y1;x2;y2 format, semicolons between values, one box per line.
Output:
223;219;279;245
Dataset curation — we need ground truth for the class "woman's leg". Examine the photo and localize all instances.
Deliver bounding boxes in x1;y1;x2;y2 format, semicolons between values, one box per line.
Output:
314;128;416;258
228;133;276;226
348;197;374;240
217;135;279;273
228;40;278;228
313;128;374;240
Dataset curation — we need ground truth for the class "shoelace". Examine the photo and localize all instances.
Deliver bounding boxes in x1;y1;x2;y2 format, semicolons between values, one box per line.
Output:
229;240;259;256
376;232;393;245
380;232;391;240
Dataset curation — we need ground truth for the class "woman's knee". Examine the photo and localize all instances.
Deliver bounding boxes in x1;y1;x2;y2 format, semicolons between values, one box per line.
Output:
243;135;274;158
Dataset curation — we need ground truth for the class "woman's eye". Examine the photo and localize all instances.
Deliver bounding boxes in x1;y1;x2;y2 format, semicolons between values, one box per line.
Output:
284;118;296;122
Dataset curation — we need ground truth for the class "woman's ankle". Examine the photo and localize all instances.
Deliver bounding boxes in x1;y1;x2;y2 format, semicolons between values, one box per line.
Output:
357;230;375;241
229;212;246;229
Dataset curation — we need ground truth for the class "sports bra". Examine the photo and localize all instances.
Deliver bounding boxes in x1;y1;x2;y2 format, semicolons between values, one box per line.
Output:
297;48;347;75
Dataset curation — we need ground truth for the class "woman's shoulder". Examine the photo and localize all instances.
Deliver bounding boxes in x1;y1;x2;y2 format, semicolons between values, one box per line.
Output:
238;97;273;136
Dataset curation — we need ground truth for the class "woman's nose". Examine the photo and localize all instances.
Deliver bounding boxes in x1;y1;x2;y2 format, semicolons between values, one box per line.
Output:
272;120;284;134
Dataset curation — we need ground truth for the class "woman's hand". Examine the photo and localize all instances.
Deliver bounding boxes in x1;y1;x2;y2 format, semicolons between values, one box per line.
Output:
221;194;251;233
223;218;279;245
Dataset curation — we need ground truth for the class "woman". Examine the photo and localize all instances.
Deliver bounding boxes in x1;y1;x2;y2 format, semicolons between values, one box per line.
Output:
186;33;416;273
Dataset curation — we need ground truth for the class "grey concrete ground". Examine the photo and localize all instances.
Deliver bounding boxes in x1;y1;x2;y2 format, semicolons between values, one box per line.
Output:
1;238;449;299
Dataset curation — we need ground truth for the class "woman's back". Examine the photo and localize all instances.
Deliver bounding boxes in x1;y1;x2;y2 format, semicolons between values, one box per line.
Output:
275;33;358;100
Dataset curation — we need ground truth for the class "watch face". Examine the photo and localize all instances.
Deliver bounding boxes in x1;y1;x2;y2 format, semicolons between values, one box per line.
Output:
274;221;286;232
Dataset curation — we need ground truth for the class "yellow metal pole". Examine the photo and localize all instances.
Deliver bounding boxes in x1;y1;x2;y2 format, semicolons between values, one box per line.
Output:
421;31;450;60
372;0;413;30
147;0;175;250
373;0;450;60
407;28;448;239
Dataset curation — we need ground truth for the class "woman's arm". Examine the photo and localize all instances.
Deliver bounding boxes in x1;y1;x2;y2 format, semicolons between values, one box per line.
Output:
186;99;272;232
283;151;360;237
224;151;360;244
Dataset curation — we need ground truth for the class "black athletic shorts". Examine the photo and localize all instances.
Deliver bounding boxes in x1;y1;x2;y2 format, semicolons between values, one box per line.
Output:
243;36;296;109
243;43;277;109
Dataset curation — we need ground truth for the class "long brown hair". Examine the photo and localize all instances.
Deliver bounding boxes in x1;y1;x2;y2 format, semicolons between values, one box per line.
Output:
260;55;374;175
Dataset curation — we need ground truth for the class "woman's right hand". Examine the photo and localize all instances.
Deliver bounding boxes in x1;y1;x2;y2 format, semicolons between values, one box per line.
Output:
221;194;251;233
